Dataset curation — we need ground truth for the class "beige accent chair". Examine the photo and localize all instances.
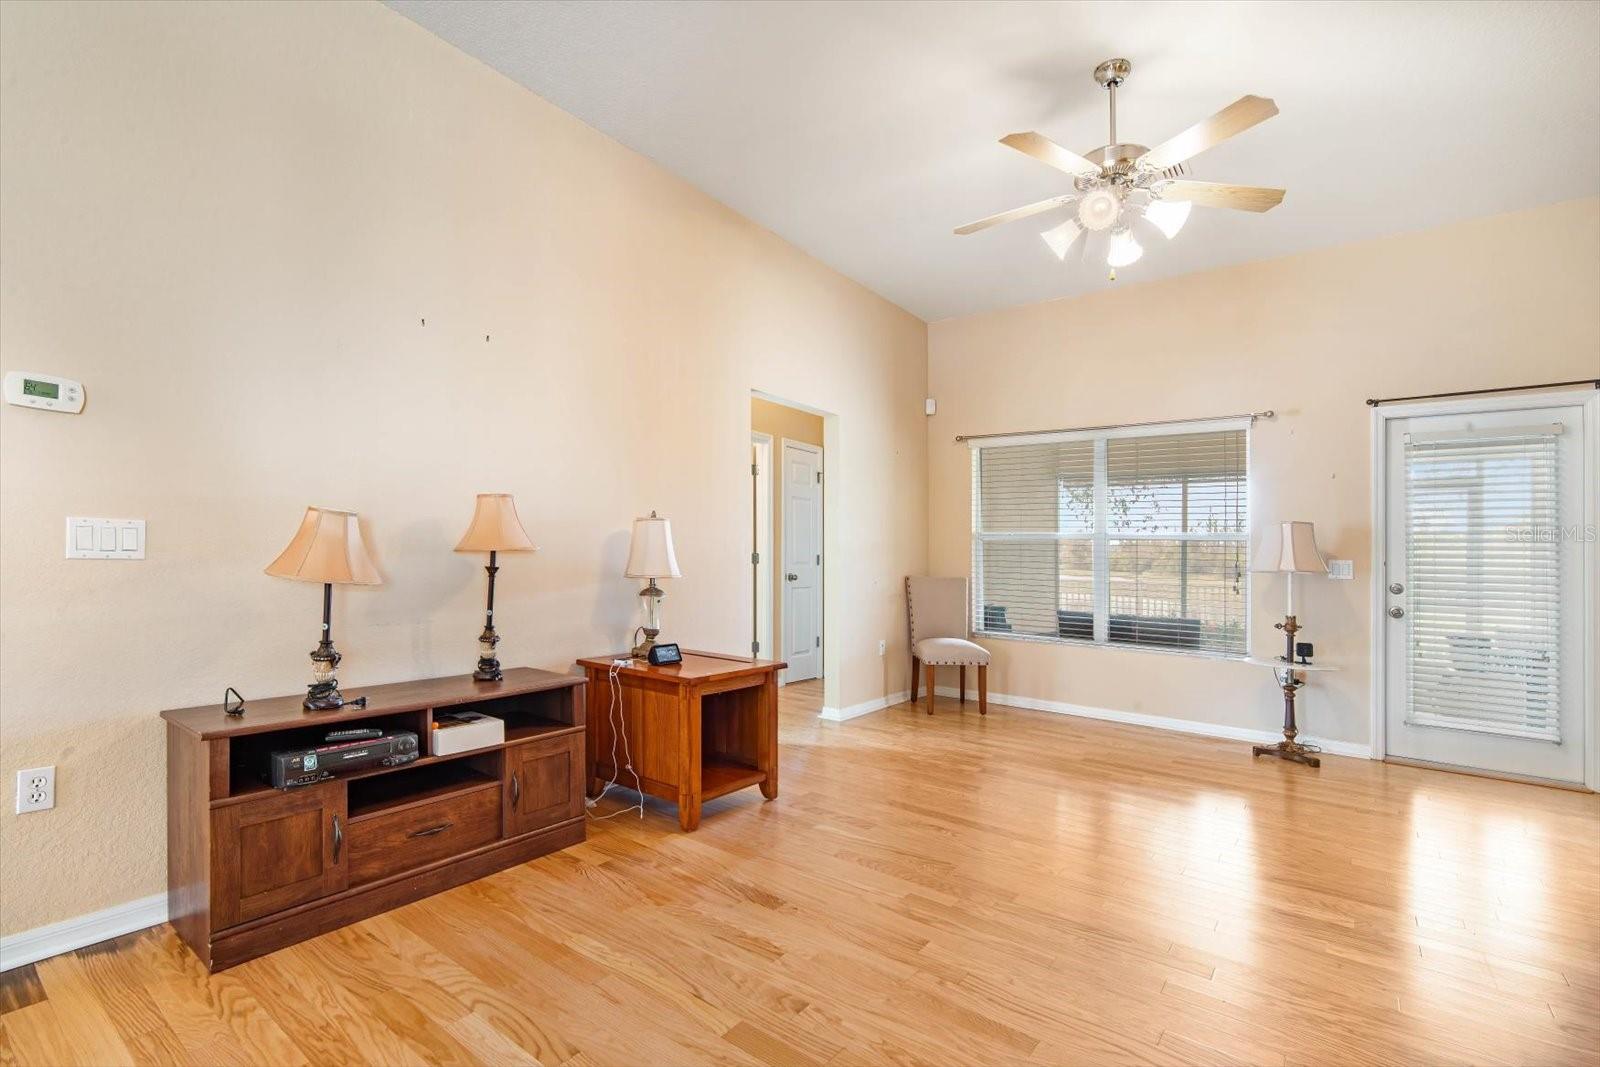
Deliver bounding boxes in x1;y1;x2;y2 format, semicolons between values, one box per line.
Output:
906;576;989;716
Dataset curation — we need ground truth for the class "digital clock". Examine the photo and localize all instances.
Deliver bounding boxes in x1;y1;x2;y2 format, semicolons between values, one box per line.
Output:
4;371;84;413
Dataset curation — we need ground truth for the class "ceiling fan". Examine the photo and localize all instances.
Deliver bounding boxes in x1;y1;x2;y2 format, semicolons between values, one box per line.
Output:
955;58;1284;277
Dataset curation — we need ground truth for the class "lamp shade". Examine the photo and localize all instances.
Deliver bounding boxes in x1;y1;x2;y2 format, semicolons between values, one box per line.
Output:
624;513;681;579
265;507;382;585
454;493;537;553
1252;521;1327;574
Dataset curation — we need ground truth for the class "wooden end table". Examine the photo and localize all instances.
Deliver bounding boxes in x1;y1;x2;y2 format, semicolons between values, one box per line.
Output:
576;651;785;831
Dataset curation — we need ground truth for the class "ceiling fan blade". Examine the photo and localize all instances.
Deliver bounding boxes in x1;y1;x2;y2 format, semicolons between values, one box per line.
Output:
1040;218;1084;260
999;132;1102;178
954;194;1075;235
1136;96;1278;172
1159;180;1285;212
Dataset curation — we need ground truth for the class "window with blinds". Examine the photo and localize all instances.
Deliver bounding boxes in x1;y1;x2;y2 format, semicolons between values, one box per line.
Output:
971;423;1248;656
1403;425;1562;741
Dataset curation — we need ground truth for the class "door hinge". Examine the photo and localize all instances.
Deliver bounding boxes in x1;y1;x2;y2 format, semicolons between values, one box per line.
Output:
751;462;759;476
815;553;820;565
816;471;822;484
815;636;821;647
752;640;760;655
751;551;760;565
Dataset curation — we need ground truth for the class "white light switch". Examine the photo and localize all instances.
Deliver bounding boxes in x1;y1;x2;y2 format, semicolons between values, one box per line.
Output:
1327;559;1354;580
65;518;144;560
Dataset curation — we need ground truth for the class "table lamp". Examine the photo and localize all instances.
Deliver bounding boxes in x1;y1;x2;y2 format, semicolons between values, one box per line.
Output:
265;507;382;711
625;511;681;658
1251;520;1327;764
455;493;537;682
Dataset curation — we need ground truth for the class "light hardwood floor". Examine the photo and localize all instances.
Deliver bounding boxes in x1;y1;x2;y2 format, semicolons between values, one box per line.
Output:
3;680;1597;1066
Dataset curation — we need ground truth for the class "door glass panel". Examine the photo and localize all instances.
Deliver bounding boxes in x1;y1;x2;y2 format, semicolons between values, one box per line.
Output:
1403;426;1562;741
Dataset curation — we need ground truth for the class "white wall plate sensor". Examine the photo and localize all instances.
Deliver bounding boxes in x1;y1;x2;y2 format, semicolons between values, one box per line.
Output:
4;371;84;413
66;518;145;560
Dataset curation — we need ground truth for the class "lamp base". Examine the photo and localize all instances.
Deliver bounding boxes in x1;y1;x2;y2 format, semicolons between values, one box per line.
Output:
473;657;504;683
1254;613;1319;767
303;679;367;713
631;628;660;660
1251;739;1321;768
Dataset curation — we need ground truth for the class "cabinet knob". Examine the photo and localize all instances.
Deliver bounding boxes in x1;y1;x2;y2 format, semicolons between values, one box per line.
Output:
331;814;343;862
1388;582;1405;595
1388;606;1405;619
511;771;521;809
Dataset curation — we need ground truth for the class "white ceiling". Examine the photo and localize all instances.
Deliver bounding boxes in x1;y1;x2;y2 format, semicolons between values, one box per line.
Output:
386;1;1600;322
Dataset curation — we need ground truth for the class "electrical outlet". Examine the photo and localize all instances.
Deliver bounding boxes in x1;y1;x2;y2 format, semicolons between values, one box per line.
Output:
877;639;886;657
1327;559;1355;580
16;766;54;814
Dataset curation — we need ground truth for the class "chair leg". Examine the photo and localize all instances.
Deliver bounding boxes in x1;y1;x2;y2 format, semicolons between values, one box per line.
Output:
959;666;967;703
924;664;936;715
978;665;988;716
910;656;920;703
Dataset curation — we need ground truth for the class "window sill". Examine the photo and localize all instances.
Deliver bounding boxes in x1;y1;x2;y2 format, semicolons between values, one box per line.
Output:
973;629;1249;663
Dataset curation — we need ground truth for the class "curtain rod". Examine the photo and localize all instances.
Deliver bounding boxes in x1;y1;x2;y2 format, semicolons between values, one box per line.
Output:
1366;379;1598;407
954;410;1274;443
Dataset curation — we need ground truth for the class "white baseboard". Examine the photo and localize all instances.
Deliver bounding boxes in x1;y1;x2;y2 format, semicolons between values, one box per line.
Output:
820;690;909;722
0;892;168;972
924;685;1374;759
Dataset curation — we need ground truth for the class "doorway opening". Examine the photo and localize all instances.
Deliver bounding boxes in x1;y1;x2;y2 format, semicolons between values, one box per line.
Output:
751;394;826;693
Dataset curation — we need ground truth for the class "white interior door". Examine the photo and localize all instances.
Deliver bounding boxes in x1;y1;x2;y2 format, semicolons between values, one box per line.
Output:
782;441;822;682
1382;402;1589;783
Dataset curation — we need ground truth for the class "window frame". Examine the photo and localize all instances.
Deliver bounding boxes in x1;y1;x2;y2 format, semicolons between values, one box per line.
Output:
970;417;1252;660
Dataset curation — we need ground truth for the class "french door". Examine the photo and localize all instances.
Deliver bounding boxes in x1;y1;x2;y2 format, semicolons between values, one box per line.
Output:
1381;400;1591;783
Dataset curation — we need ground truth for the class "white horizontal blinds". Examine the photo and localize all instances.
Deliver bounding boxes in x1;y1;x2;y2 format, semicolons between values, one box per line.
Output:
972;423;1248;655
1403;426;1562;741
974;441;1093;637
1105;431;1248;654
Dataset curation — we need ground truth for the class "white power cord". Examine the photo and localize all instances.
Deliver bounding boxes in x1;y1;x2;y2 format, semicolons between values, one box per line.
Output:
585;659;645;821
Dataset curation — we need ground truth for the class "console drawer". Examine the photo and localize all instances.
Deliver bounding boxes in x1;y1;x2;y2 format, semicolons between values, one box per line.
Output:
346;782;501;885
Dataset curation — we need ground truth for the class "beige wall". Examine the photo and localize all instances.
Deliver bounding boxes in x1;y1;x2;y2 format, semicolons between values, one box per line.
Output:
929;198;1600;747
0;0;927;935
750;397;824;666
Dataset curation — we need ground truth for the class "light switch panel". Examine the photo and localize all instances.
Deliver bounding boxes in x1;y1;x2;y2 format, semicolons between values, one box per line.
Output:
65;518;144;560
1327;559;1354;580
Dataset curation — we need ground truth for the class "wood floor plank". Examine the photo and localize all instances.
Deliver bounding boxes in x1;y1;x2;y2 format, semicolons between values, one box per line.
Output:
5;679;1596;1066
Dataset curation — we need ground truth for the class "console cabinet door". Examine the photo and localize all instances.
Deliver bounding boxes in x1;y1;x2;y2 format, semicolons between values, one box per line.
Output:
211;783;348;929
505;733;583;838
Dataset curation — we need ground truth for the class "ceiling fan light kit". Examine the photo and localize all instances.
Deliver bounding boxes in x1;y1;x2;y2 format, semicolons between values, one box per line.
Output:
957;58;1285;280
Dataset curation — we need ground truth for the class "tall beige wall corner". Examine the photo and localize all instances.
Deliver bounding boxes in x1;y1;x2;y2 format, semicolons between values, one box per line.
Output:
0;0;928;936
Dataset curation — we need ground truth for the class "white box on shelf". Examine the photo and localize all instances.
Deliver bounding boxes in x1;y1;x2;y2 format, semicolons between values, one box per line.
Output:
429;710;505;755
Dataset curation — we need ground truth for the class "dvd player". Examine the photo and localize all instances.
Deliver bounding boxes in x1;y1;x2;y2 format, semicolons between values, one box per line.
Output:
269;730;419;789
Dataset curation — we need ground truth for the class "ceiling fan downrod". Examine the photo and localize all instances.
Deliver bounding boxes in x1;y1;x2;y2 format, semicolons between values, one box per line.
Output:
1093;58;1131;150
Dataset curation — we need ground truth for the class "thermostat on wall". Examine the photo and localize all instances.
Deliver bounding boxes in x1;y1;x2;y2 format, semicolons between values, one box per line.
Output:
4;371;84;413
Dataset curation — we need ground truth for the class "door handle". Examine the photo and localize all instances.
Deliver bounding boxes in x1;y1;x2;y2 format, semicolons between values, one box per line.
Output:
786;572;798;581
409;822;453;839
1389;606;1405;619
511;770;521;810
331;814;343;862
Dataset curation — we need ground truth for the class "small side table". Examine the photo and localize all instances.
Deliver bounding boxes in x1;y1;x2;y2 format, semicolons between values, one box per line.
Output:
1244;656;1337;767
576;651;784;831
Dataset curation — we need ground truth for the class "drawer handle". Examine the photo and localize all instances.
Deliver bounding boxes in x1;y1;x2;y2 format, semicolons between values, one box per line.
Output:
409;822;453;839
511;771;521;810
332;814;343;862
